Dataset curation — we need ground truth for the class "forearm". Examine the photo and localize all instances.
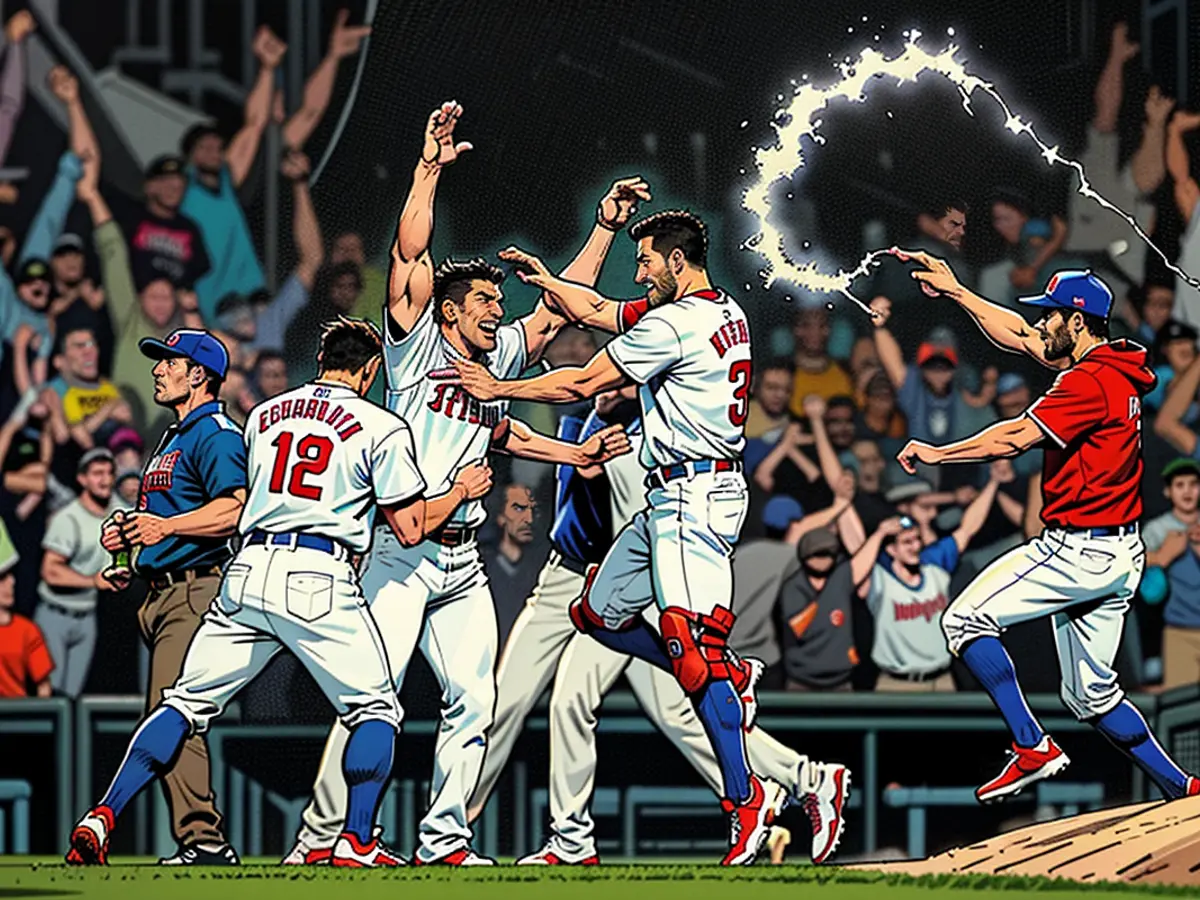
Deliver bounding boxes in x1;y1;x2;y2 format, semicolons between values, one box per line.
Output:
996;491;1024;527
166;496;245;538
395;161;442;262
872;324;906;389
423;484;468;532
94;221;135;330
958;479;1000;537
64;97;98;167
282;54;337;149
1092;55;1123;134
20;154;81;263
1027;218;1068;273
1166;125;1198;221
809;417;844;488
497;418;588;466
932;418;1035;464
292;180;324;287
754;440;790;491
949;286;1036;356
1147;547;1184;568
543;278;623;333
795;497;852;538
1157;359;1200;450
1131;122;1168;195
42;558;97;590
836;502;867;555
851;533;887;587
0;39;25;165
560;224;617;287
226;65;274;186
4;468;45;494
494;365;620;404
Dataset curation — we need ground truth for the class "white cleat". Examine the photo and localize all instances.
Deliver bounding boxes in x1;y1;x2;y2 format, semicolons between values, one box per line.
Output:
414;847;496;866
796;762;851;864
517;844;600;865
738;657;764;731
331;831;407;867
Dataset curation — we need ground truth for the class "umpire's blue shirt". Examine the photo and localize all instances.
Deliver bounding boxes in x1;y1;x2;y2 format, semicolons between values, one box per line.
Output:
135;400;246;577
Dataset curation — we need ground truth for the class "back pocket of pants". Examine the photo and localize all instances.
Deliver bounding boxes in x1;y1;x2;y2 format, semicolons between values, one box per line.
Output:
221;564;251;611
286;572;334;623
706;489;747;544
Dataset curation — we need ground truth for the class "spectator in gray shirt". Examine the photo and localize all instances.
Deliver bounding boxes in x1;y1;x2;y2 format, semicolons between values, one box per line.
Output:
35;448;125;697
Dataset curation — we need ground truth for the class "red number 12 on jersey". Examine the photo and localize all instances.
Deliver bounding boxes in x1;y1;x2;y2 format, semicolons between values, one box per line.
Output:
269;431;334;500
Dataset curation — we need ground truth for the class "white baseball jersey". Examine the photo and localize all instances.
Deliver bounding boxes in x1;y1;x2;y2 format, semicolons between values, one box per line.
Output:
607;289;750;468
240;381;425;553
384;306;527;528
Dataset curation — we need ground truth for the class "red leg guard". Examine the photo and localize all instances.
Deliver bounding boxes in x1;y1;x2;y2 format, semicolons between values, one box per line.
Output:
570;565;610;634
660;605;746;694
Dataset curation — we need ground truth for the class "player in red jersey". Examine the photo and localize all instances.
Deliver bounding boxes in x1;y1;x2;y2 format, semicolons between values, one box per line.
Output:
892;251;1199;805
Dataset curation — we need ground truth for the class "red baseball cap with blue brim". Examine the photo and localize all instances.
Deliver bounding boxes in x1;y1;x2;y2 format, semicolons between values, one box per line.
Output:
139;329;230;378
1018;270;1112;319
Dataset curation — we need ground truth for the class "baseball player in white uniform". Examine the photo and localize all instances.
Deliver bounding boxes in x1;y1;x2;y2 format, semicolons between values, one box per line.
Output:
468;388;850;866
69;318;448;868
286;103;638;866
453;210;849;866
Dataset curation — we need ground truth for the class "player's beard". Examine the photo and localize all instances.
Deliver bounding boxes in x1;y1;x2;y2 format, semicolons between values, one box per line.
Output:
1041;319;1075;361
647;269;677;307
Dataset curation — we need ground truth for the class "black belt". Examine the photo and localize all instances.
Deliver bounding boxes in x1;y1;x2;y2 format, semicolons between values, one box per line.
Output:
647;458;743;490
40;600;93;619
147;566;222;592
883;667;950;684
246;530;346;557
1054;523;1139;538
426;525;477;547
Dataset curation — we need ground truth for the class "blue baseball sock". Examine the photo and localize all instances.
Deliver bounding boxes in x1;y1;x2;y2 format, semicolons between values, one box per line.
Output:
695;679;752;804
589;618;671;671
343;720;395;843
961;637;1045;748
1093;700;1189;798
100;706;190;817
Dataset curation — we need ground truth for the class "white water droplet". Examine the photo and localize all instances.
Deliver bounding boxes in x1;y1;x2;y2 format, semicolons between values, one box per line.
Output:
947;27;956;36
740;120;749;128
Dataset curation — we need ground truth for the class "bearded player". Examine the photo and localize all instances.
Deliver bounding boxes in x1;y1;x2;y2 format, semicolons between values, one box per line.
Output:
286;102;637;866
894;250;1200;804
453;213;848;866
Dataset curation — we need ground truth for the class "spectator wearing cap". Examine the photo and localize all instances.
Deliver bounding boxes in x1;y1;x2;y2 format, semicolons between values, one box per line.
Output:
731;495;840;689
787;305;854;417
746;358;794;440
776;497;868;692
0;519;53;697
1146;321;1200;422
128;155;211;293
1;258;54;399
1144;458;1200;690
871;299;992;488
36;448;125;698
100;328;245;863
855;370;906;455
851;475;1000;691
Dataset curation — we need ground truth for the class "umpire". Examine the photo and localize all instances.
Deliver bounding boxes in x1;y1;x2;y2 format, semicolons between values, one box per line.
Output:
102;329;246;865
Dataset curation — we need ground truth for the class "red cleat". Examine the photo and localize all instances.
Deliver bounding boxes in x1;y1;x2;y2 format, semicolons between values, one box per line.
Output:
976;737;1070;804
330;831;406;868
720;776;783;866
517;845;599;865
413;847;495;866
67;806;114;866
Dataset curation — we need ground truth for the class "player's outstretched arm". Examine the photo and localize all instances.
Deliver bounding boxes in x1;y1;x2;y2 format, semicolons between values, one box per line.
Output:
516;177;654;362
897;416;1044;473
388;103;472;335
492;417;631;468
419;462;493;534
499;247;626;334
119;490;248;546
892;248;1068;371
452;349;629;405
1155;353;1200;456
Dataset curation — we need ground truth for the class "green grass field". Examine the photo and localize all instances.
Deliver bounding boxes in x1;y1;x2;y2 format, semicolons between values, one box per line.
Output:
1;860;1197;900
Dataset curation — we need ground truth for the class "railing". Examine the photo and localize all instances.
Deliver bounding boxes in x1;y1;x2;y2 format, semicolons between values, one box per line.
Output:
5;687;1200;858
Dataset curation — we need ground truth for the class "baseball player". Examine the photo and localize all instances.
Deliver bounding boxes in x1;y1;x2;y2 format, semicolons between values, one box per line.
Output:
285;103;635;867
467;386;850;866
68;317;470;868
894;251;1200;804
453;210;848;866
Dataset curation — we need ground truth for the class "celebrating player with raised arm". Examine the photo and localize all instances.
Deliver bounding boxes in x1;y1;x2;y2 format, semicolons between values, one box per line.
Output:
287;103;634;867
892;249;1200;805
452;212;849;866
68;317;477;869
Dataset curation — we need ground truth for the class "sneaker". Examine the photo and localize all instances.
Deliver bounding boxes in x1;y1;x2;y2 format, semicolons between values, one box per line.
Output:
720;775;782;866
796;762;851;864
159;842;240;865
67;806;114;866
976;736;1070;804
517;845;600;865
282;836;334;865
414;848;496;866
737;658;764;732
331;831;406;868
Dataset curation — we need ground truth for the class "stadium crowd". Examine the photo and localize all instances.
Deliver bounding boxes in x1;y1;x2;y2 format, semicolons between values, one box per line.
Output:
2;15;1200;714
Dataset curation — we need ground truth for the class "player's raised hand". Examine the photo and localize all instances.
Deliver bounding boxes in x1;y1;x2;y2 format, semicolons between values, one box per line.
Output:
580;424;632;465
252;25;288;68
327;9;371;60
597;177;652;231
422;102;472;167
891;247;963;299
454;461;494;501
1145;86;1176;127
896;439;940;475
119;512;175;547
450;358;500;401
868;295;891;327
1108;22;1139;64
498;247;555;290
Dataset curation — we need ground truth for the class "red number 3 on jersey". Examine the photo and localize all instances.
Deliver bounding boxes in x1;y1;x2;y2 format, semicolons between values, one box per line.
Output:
728;360;751;427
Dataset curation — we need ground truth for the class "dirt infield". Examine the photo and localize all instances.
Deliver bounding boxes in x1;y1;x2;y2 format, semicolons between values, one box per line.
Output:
853;796;1200;887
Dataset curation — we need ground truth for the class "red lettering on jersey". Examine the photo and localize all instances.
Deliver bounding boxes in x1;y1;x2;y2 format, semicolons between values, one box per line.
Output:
269;404;281;426
316;400;330;423
710;331;729;358
280;399;292;420
736;320;749;344
259;410;269;433
338;421;363;441
428;382;449;413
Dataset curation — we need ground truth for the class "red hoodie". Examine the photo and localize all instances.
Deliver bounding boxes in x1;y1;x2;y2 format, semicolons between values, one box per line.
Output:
1026;340;1157;529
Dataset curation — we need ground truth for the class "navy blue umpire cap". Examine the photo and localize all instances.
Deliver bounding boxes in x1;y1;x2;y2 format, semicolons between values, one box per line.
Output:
139;329;230;378
1018;270;1113;320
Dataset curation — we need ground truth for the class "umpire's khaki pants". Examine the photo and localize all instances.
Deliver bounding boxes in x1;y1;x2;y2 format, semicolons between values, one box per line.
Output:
1162;626;1200;691
467;552;807;861
137;571;227;847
